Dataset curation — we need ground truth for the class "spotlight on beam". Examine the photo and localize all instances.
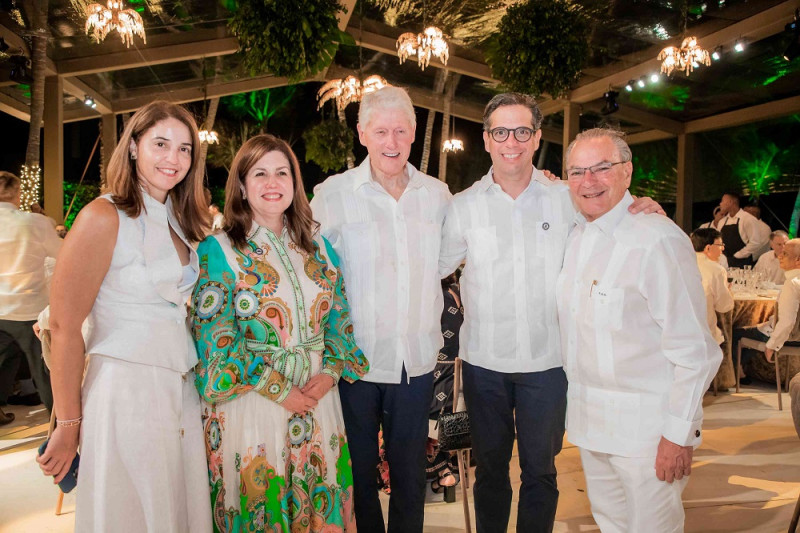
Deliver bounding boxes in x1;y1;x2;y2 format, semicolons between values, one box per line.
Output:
637;77;646;88
624;80;634;92
784;10;800;61
734;39;745;52
601;91;619;115
711;46;722;61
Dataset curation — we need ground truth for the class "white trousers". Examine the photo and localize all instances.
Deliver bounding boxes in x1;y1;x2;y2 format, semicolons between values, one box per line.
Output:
580;448;689;533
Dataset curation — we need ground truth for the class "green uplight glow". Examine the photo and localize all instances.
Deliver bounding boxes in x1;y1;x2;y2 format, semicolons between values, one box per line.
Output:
760;56;800;87
628;86;690;111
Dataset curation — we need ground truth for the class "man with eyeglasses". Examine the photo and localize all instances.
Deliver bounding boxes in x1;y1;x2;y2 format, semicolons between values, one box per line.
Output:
556;128;720;532
439;94;662;533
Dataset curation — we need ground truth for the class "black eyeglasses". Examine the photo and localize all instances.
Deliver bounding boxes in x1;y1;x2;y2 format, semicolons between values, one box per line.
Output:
486;126;535;143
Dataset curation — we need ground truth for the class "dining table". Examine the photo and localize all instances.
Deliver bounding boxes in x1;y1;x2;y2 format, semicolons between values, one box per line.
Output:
716;289;778;389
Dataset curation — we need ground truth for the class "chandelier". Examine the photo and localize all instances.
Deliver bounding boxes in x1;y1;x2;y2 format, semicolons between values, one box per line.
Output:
442;139;463;153
199;129;219;144
397;26;449;70
85;1;146;48
317;75;389;114
658;36;710;76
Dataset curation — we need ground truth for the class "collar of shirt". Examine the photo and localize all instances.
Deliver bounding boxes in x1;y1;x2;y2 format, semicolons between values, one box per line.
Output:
784;268;800;281
476;165;553;194
247;219;290;242
351;156;429;193
141;187;171;215
574;190;634;235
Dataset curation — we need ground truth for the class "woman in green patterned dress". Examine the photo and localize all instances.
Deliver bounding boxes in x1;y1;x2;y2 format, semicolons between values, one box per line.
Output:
192;134;368;532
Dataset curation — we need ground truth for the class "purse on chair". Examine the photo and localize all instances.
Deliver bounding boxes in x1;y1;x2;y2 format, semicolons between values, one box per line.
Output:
436;358;472;452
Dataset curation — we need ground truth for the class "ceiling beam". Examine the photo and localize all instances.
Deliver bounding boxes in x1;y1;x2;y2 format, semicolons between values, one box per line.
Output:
109;75;294;115
627;129;676;145
0;92;31;122
568;0;800;104
56;37;239;77
61;76;112;114
685;94;800;134
589;105;685;135
351;28;494;82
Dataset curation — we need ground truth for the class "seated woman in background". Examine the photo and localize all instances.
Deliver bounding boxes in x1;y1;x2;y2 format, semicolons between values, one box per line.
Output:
37;101;212;532
192;134;367;532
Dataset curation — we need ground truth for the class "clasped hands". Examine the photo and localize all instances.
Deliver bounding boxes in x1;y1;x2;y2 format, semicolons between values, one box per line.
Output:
282;374;335;415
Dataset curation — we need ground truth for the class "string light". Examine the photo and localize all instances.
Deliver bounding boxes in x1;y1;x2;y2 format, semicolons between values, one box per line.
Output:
18;164;40;211
85;1;146;48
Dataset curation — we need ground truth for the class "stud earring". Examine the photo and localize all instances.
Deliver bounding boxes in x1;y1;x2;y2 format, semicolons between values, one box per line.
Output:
130;152;137;160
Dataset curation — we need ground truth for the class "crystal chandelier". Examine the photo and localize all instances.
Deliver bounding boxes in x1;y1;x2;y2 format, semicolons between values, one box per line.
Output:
317;75;389;114
442;139;463;153
199;129;219;144
85;1;146;48
658;36;710;76
397;26;449;70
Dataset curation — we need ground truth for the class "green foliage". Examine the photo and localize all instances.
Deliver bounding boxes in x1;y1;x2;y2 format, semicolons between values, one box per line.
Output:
222;87;297;132
63;182;101;229
485;0;590;97
207;121;259;172
302;118;354;173
228;0;354;81
628;86;690;112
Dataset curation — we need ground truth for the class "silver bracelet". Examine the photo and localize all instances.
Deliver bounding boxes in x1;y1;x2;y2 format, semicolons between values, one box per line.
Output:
57;416;83;427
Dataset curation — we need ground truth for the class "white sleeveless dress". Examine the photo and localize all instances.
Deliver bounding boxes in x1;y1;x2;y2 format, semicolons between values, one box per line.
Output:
76;193;212;532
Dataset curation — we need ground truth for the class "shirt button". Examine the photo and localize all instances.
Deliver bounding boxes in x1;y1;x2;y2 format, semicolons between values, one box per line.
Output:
542;222;550;230
695;430;701;437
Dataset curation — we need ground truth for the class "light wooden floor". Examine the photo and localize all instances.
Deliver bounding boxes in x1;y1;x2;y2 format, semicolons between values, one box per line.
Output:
1;384;798;532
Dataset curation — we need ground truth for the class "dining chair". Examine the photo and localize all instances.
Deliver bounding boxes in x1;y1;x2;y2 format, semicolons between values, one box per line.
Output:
736;338;800;410
788;372;800;533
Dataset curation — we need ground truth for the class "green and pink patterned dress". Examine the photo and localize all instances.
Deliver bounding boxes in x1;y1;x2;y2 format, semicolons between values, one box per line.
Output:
192;223;368;533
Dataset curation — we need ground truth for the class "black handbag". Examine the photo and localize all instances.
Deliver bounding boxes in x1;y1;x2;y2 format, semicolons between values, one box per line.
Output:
436;390;471;452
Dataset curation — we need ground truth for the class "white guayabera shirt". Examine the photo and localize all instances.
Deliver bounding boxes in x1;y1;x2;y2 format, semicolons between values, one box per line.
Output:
557;192;722;457
311;157;452;384
439;166;575;373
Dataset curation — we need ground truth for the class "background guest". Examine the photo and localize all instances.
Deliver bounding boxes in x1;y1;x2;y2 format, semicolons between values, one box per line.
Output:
192;133;366;532
691;228;734;366
426;272;464;493
742;205;772;261
755;230;789;285
37;101;212;532
735;239;800;381
0;171;61;412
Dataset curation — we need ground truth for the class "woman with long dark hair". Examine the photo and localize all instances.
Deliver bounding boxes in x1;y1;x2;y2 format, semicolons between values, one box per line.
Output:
192;134;367;532
37;101;212;531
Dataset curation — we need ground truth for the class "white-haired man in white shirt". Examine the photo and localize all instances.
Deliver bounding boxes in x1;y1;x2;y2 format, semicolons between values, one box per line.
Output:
556;128;721;532
754;230;789;286
311;86;452;533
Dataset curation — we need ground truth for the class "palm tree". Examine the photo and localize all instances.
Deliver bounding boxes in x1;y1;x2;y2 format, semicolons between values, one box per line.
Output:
20;0;49;211
419;69;447;174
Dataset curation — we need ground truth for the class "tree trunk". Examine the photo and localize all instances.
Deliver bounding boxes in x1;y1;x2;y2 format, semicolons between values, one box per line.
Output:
420;69;447;174
439;74;460;183
338;106;355;169
20;0;49;210
197;96;220;174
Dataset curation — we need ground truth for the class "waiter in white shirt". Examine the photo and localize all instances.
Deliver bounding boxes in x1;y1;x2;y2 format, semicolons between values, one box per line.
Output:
439;95;663;533
556;128;721;532
713;192;767;267
754;230;788;285
0;171;61;413
311;87;452;533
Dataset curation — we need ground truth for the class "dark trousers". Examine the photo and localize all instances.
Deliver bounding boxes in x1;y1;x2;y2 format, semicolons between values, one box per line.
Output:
0;319;52;410
338;367;434;533
462;362;567;533
733;326;800;367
